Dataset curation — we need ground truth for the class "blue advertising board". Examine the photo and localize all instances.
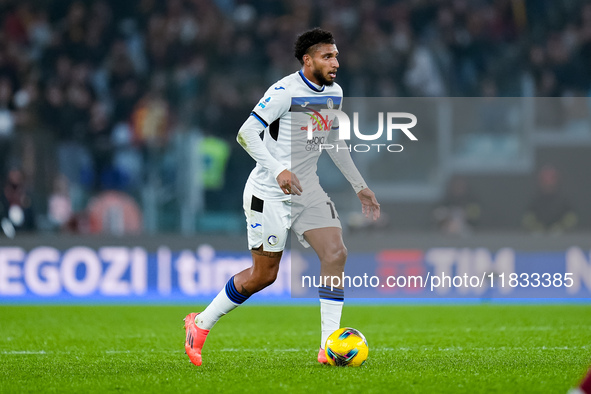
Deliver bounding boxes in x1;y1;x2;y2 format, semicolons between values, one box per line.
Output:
1;245;590;301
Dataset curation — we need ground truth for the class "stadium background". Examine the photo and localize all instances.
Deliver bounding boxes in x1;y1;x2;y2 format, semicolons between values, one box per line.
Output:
0;0;590;236
1;1;591;392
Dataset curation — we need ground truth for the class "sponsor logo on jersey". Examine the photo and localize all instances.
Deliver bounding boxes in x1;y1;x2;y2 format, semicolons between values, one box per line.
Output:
300;111;333;133
257;97;272;109
250;223;262;229
305;135;326;151
300;109;335;151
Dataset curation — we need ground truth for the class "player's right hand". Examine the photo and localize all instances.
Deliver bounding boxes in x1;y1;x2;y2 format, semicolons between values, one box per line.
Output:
357;187;380;221
276;170;303;195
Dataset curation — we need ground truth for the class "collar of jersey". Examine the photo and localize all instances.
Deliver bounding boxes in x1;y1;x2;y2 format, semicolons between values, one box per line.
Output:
298;70;325;92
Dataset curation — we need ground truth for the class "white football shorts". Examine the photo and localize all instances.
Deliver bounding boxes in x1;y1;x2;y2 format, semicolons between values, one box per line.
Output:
243;183;341;252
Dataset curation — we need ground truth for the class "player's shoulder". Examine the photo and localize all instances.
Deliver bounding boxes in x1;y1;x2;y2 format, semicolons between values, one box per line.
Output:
254;74;297;114
266;72;298;94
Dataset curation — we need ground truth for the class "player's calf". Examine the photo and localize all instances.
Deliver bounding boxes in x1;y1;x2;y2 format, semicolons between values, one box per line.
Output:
234;246;282;294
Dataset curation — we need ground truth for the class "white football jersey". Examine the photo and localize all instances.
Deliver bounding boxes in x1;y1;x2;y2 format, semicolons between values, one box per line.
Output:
245;70;343;201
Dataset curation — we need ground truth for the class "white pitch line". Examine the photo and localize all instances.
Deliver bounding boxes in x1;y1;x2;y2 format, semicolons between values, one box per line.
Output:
384;325;591;334
219;348;302;352
1;346;587;356
376;346;589;351
1;350;47;355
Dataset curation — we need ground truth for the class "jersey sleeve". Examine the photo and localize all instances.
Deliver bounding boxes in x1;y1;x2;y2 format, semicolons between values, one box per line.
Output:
236;82;291;179
324;89;367;192
249;82;291;127
326;97;368;194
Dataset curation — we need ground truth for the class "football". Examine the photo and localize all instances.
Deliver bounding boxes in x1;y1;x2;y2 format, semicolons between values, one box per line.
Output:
324;327;369;366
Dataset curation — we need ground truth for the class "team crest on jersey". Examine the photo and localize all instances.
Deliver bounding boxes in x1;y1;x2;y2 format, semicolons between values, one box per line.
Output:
327;98;333;109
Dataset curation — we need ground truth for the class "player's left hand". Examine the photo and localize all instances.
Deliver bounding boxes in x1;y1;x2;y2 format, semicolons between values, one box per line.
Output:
357;188;380;221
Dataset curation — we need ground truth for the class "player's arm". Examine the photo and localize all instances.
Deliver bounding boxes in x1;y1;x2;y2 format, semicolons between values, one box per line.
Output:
326;125;380;220
236;85;302;195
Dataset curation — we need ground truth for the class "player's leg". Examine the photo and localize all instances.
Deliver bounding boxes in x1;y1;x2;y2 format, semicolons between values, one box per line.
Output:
583;368;591;393
234;248;282;294
292;196;346;363
304;227;347;363
304;227;347;342
304;227;347;279
197;247;282;331
184;251;282;366
570;366;591;394
185;248;281;359
184;187;288;366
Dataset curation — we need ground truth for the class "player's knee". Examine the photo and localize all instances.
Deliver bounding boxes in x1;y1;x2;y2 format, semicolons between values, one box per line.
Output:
324;245;348;269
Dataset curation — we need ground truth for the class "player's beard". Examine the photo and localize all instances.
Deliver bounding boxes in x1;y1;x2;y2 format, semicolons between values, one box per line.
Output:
312;67;334;86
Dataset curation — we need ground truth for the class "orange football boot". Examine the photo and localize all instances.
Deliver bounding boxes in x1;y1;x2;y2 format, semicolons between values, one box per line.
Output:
183;313;210;366
318;347;328;364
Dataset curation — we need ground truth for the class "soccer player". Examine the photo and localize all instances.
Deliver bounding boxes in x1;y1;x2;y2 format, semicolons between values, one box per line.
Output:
183;28;380;366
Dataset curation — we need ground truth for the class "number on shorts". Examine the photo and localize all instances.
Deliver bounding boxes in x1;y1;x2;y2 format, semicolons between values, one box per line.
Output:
326;202;336;219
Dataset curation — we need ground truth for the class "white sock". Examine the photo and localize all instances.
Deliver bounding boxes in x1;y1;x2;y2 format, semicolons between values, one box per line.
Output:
196;276;249;330
320;298;344;349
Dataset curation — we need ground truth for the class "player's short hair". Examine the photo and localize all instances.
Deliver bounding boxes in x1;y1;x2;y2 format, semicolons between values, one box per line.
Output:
294;28;335;65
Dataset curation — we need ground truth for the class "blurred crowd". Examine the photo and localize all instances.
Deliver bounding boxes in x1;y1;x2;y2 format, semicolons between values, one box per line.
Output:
0;0;590;234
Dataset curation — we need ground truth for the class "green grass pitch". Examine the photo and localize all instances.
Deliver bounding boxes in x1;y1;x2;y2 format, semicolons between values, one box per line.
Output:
1;304;590;393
